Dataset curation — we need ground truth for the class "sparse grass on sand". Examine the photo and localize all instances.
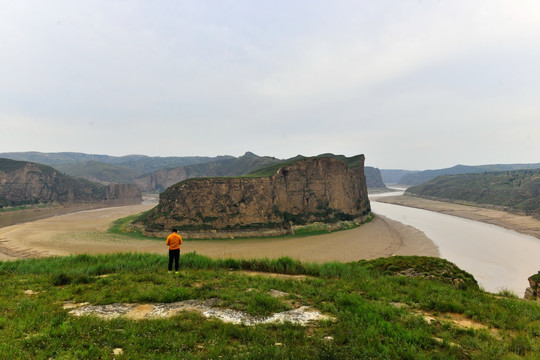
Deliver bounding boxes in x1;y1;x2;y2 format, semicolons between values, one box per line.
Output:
108;213;375;241
1;253;539;359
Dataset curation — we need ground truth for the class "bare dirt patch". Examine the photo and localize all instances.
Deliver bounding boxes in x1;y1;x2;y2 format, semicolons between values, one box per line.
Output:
390;302;500;339
236;271;311;281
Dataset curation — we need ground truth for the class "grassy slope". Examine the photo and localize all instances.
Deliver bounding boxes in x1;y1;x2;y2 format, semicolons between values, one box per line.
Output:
1;253;538;359
406;169;540;214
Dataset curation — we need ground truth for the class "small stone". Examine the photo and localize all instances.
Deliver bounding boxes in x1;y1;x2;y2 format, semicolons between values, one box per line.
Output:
24;290;35;295
113;348;123;355
323;336;334;342
274;343;283;346
268;289;288;298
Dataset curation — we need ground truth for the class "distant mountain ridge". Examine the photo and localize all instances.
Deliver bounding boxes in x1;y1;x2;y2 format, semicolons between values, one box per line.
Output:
1;151;386;192
0;158;141;207
396;163;540;186
133;152;284;192
0;152;232;177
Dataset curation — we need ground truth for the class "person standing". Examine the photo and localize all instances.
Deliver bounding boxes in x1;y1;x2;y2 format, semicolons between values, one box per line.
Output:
166;228;182;274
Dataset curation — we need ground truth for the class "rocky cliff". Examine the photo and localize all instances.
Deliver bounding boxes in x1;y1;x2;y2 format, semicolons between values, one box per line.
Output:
0;158;142;206
524;272;540;302
139;156;370;236
364;166;386;189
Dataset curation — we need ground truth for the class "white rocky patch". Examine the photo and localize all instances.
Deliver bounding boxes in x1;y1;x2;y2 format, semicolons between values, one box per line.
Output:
65;300;333;326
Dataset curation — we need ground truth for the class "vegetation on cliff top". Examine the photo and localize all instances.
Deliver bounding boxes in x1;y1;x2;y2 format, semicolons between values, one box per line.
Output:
1;252;538;359
406;169;540;215
246;154;365;178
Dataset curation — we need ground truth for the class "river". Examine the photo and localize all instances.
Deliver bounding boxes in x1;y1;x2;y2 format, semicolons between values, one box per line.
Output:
370;191;540;296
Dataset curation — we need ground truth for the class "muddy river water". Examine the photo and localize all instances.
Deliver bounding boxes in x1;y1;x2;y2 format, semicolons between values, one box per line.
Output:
370;191;540;296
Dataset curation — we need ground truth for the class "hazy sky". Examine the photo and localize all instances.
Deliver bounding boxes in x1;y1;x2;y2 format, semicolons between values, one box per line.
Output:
1;1;540;170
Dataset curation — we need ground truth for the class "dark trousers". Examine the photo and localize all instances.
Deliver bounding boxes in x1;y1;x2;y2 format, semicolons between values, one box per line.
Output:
168;249;180;271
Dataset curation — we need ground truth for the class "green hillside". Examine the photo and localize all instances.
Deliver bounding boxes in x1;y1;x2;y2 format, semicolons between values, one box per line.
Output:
1;253;538;359
406;169;540;215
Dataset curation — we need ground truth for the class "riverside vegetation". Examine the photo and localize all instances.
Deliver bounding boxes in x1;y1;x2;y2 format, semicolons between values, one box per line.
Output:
1;253;539;359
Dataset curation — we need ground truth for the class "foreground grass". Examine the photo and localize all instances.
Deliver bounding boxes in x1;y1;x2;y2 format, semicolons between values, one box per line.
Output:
0;253;539;359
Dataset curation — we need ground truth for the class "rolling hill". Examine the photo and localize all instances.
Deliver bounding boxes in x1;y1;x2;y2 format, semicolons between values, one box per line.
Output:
406;169;540;216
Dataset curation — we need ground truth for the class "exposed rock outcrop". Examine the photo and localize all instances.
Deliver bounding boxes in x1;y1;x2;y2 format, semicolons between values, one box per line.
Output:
364;166;387;189
524;272;540;301
140;156;370;237
0;158;141;206
105;183;142;201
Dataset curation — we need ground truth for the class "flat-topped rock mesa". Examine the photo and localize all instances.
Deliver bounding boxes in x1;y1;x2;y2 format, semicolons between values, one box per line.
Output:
0;158;142;206
140;156;370;237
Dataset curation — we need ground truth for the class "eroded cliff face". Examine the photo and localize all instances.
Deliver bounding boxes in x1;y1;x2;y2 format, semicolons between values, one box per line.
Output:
0;159;141;206
105;184;142;201
142;157;370;234
364;166;387;189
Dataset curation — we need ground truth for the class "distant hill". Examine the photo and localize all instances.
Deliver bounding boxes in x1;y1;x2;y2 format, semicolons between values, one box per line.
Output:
406;169;540;215
133;152;284;192
1;151;386;192
0;152;231;177
0;158;141;207
53;161;141;184
398;163;540;186
379;169;416;185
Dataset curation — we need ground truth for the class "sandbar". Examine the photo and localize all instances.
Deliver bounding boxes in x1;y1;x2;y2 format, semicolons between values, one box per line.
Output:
0;203;438;262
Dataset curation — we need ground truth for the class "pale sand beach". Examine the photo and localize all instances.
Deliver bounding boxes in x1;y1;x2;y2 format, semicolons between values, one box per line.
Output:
0;203;438;262
375;195;540;240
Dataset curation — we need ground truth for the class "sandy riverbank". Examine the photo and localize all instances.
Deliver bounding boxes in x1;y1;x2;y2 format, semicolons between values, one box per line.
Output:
375;195;540;240
0;203;438;262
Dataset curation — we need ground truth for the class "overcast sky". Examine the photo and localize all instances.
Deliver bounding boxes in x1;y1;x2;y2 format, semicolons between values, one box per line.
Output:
1;1;540;170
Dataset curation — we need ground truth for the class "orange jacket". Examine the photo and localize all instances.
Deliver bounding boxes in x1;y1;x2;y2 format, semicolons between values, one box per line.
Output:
166;232;182;250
